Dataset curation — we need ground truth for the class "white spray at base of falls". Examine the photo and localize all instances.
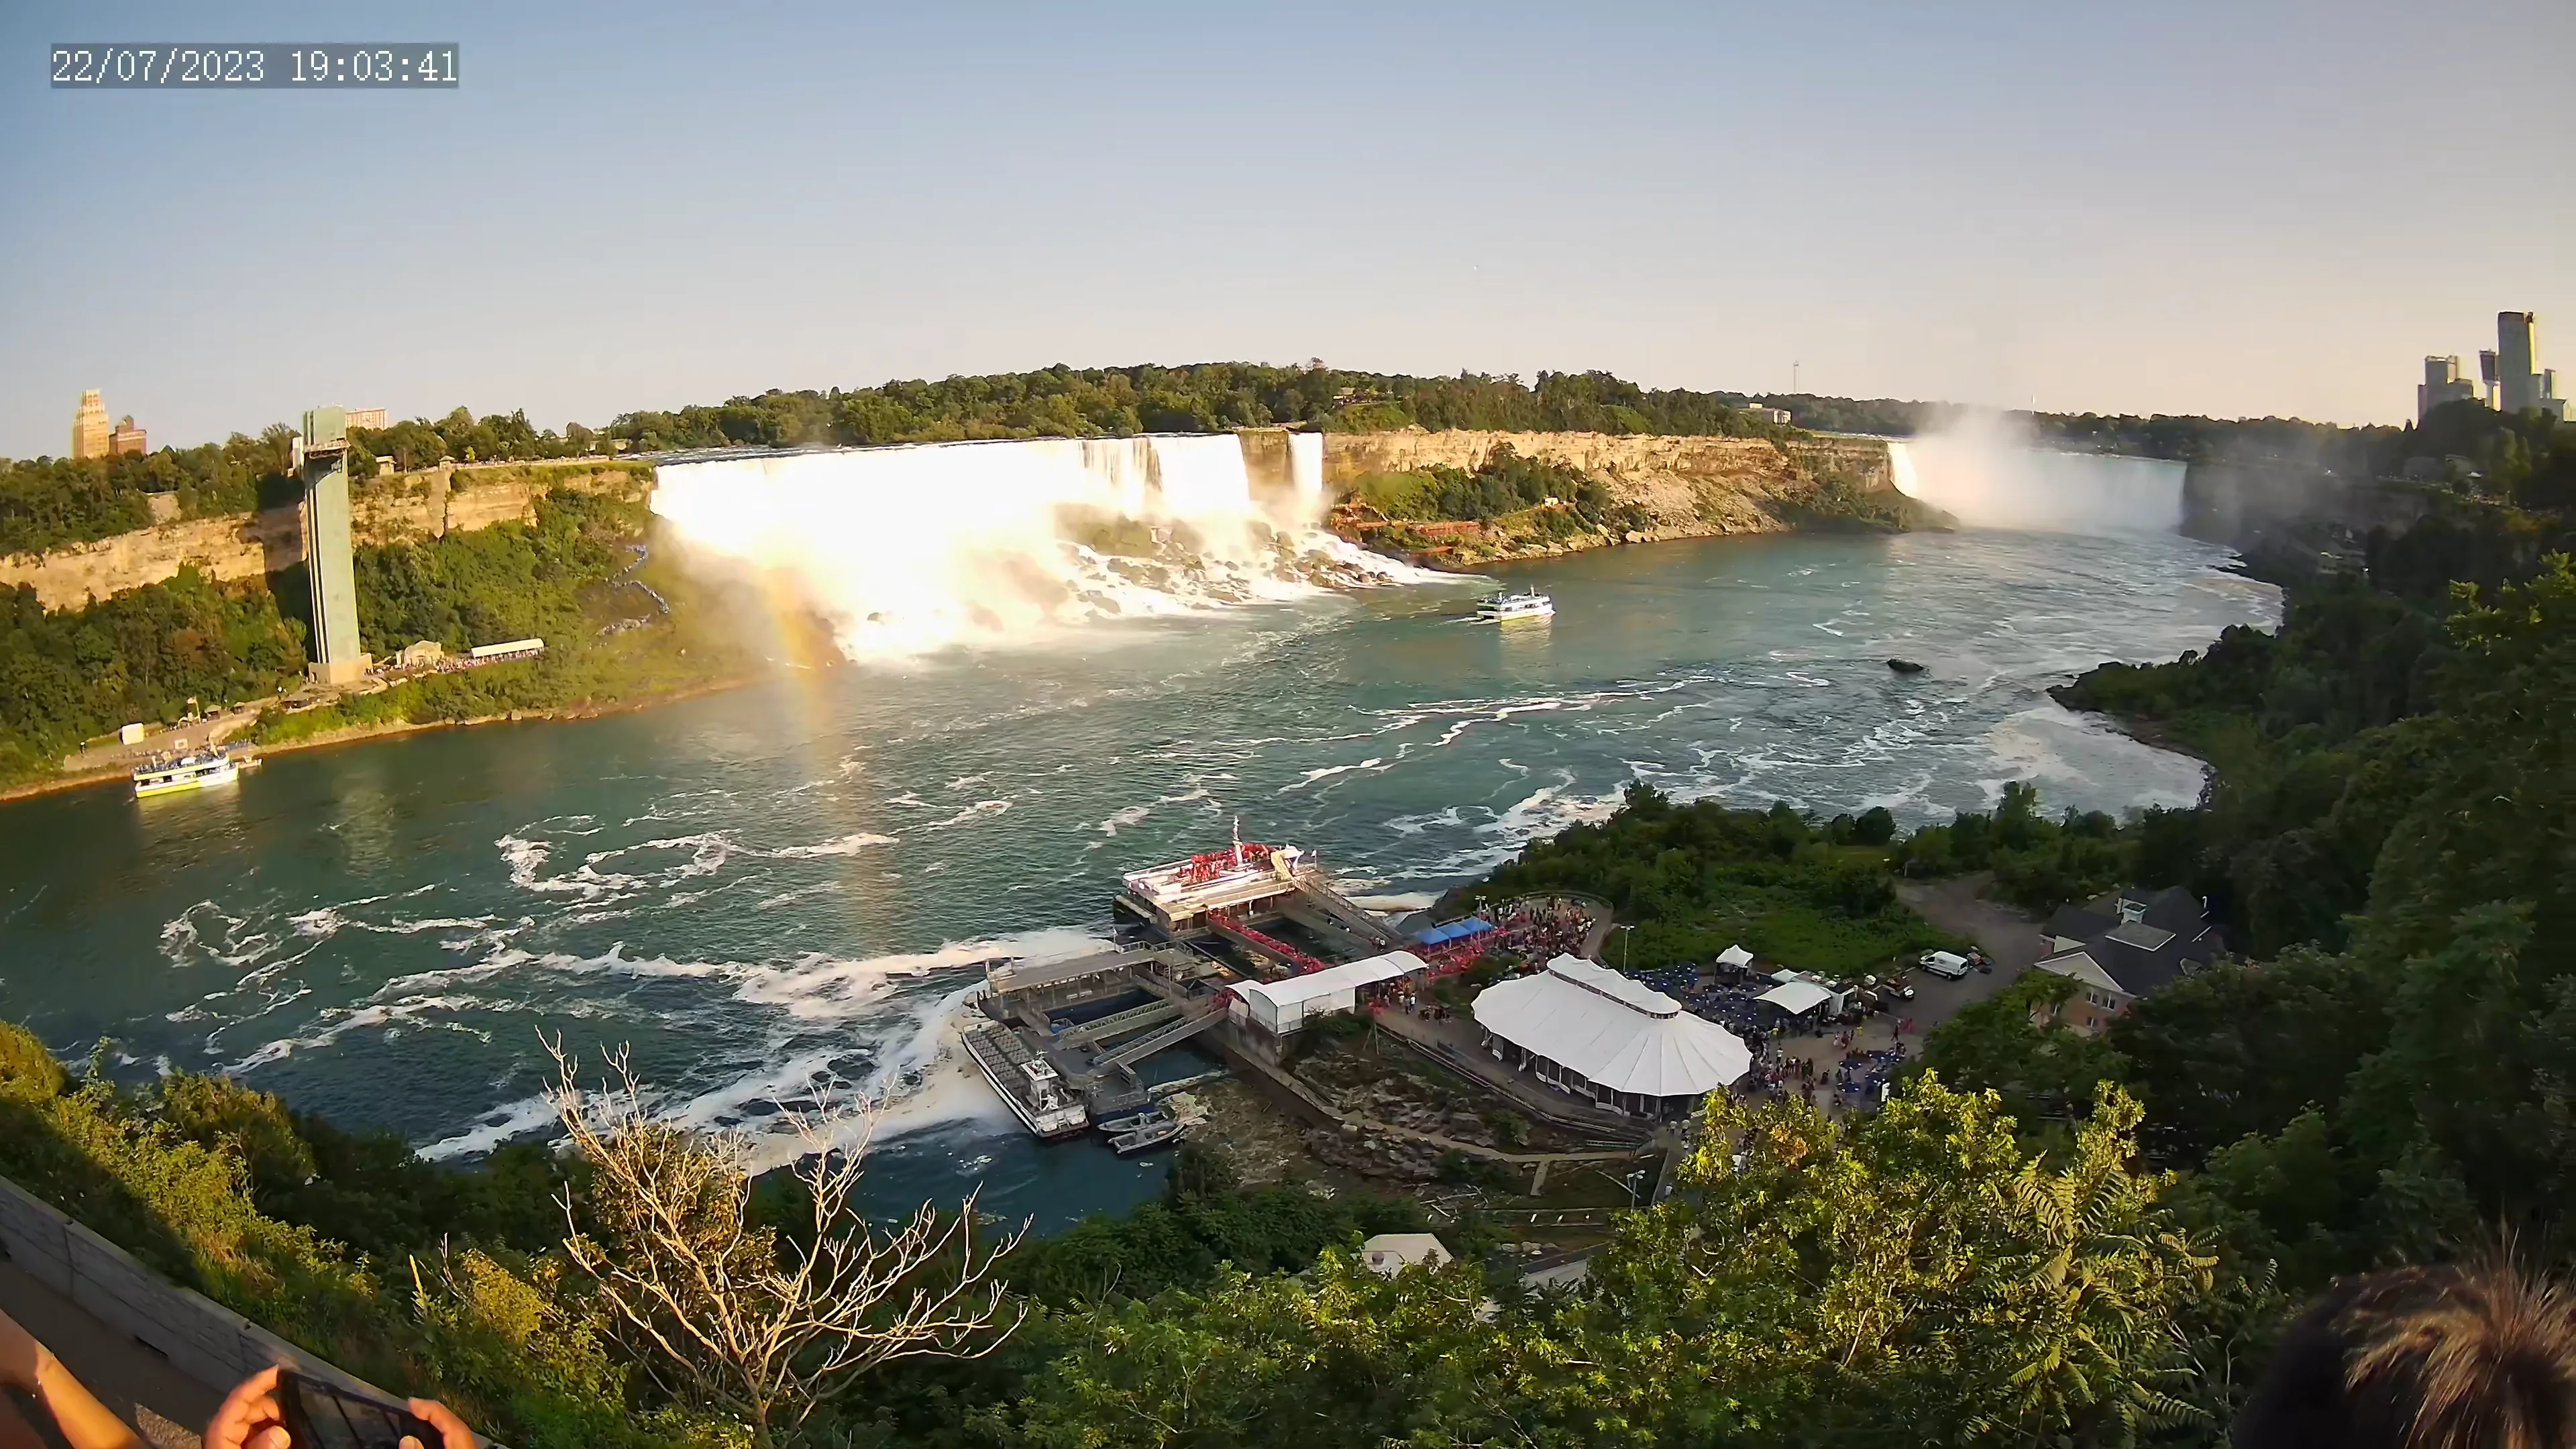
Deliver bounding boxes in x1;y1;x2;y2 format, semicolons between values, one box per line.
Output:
1888;412;2185;535
653;433;1435;658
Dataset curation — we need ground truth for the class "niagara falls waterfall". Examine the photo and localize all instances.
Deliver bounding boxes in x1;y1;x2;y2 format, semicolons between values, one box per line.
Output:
1888;413;2185;535
652;433;1421;657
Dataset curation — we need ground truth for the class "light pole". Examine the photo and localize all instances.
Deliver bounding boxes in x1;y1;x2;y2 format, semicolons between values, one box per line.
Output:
1609;923;1634;970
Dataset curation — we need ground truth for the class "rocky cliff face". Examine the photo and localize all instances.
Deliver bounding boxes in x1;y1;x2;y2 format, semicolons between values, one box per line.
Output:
2181;462;2433;577
0;462;648;610
1320;429;1913;555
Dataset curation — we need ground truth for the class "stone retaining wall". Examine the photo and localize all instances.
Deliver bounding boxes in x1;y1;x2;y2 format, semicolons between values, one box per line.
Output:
0;1172;391;1404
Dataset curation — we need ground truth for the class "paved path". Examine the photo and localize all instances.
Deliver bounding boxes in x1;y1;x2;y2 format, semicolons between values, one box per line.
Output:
0;1263;215;1448
1758;874;2046;1118
1895;872;2047;977
1371;1008;1646;1142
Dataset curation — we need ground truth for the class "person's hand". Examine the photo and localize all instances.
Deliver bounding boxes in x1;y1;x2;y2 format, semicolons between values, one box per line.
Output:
402;1397;475;1449
0;1303;45;1392
204;1366;287;1449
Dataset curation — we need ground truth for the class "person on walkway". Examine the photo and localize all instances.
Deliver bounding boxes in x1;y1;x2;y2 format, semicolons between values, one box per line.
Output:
0;1303;140;1449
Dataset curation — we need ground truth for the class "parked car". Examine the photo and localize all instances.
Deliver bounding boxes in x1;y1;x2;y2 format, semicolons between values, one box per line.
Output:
1919;950;1972;979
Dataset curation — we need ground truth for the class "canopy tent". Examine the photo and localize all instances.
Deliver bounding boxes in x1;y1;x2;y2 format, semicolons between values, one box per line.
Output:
1232;950;1428;1035
1472;955;1751;1103
1413;917;1496;948
1756;979;1835;1016
1715;945;1756;969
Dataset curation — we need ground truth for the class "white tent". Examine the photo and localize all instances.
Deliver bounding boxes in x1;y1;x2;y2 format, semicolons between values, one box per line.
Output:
1756;979;1835;1016
1232;950;1428;1035
1472;955;1751;1106
1715;945;1755;969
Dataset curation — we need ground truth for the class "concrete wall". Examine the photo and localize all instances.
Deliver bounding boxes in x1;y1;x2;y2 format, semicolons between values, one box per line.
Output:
0;461;651;612
1320;429;1900;537
0;1172;391;1403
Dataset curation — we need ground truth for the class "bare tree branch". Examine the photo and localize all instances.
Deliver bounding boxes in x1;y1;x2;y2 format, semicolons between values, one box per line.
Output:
543;1036;1027;1449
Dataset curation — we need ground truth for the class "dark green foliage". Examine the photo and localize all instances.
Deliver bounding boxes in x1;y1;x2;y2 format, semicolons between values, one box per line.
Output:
1452;784;1958;974
353;490;639;656
0;427;301;554
2010;537;2576;1301
0;1020;709;1448
0;570;305;781
607;365;1801;451
1888;782;2134;912
0;409;612;559
1912;973;2132;1134
0;456;152;553
1006;1160;1430;1309
1354;443;1658;542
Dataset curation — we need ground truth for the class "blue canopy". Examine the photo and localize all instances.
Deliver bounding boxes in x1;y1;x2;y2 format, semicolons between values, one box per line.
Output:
1413;917;1495;947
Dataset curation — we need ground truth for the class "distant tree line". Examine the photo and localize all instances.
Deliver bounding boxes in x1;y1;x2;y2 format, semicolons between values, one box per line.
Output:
11;366;2569;563
0;427;298;555
604;364;1802;452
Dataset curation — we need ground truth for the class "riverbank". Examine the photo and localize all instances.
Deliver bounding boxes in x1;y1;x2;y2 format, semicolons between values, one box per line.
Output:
0;670;758;806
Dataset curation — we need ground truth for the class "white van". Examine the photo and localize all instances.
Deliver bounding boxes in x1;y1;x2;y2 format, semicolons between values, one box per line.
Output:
1919;950;1972;980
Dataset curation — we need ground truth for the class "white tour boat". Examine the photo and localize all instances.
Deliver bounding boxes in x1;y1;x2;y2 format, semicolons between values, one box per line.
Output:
132;749;239;800
1474;590;1555;623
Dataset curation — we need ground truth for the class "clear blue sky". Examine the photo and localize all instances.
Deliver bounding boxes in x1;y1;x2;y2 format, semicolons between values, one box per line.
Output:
4;0;2569;455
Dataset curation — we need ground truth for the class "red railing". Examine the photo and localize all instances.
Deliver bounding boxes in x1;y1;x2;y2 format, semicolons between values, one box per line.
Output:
1171;841;1276;887
1209;910;1330;974
1419;938;1490;975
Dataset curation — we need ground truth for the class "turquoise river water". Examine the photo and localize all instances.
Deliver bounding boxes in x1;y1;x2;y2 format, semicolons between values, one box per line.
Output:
0;528;2274;1230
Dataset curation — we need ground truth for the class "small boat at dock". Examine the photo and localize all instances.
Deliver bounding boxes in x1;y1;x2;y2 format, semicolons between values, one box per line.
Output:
1109;1117;1185;1156
1095;1107;1171;1136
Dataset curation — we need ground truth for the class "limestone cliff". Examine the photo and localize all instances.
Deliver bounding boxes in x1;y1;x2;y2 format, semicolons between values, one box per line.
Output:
1318;429;1923;562
2180;462;2432;583
0;461;649;611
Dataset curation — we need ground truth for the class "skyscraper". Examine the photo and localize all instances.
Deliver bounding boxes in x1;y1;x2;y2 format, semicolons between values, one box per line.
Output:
2499;313;2540;413
2418;356;2479;421
2495;313;2565;419
70;390;109;460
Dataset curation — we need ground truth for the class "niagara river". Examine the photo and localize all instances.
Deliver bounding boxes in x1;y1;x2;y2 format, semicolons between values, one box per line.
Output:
0;512;2274;1229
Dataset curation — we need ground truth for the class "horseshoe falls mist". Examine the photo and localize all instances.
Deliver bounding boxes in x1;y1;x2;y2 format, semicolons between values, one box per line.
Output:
0;434;2277;1230
1888;416;2188;534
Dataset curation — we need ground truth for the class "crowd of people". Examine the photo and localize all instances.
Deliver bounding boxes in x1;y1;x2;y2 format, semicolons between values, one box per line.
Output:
1482;896;1599;965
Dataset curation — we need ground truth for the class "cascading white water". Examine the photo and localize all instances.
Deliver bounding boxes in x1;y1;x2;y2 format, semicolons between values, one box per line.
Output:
653;433;1410;658
1888;415;2184;535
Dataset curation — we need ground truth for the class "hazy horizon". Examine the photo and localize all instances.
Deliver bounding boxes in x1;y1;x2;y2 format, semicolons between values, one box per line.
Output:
5;0;2570;457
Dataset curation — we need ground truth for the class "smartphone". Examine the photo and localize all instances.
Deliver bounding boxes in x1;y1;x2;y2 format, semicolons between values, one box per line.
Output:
277;1370;445;1449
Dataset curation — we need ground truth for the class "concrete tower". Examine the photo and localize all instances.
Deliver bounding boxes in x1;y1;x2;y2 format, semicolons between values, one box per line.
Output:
299;407;370;685
2499;313;2540;413
70;390;109;460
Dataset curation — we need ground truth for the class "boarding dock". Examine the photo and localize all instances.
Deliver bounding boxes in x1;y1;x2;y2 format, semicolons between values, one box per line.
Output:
967;828;1437;1138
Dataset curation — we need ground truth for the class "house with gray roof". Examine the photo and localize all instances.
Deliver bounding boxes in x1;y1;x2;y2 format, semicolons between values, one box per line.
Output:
2032;886;2226;1034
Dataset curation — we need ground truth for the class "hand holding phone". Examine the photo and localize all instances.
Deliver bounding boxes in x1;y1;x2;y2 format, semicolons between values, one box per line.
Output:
207;1366;474;1449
